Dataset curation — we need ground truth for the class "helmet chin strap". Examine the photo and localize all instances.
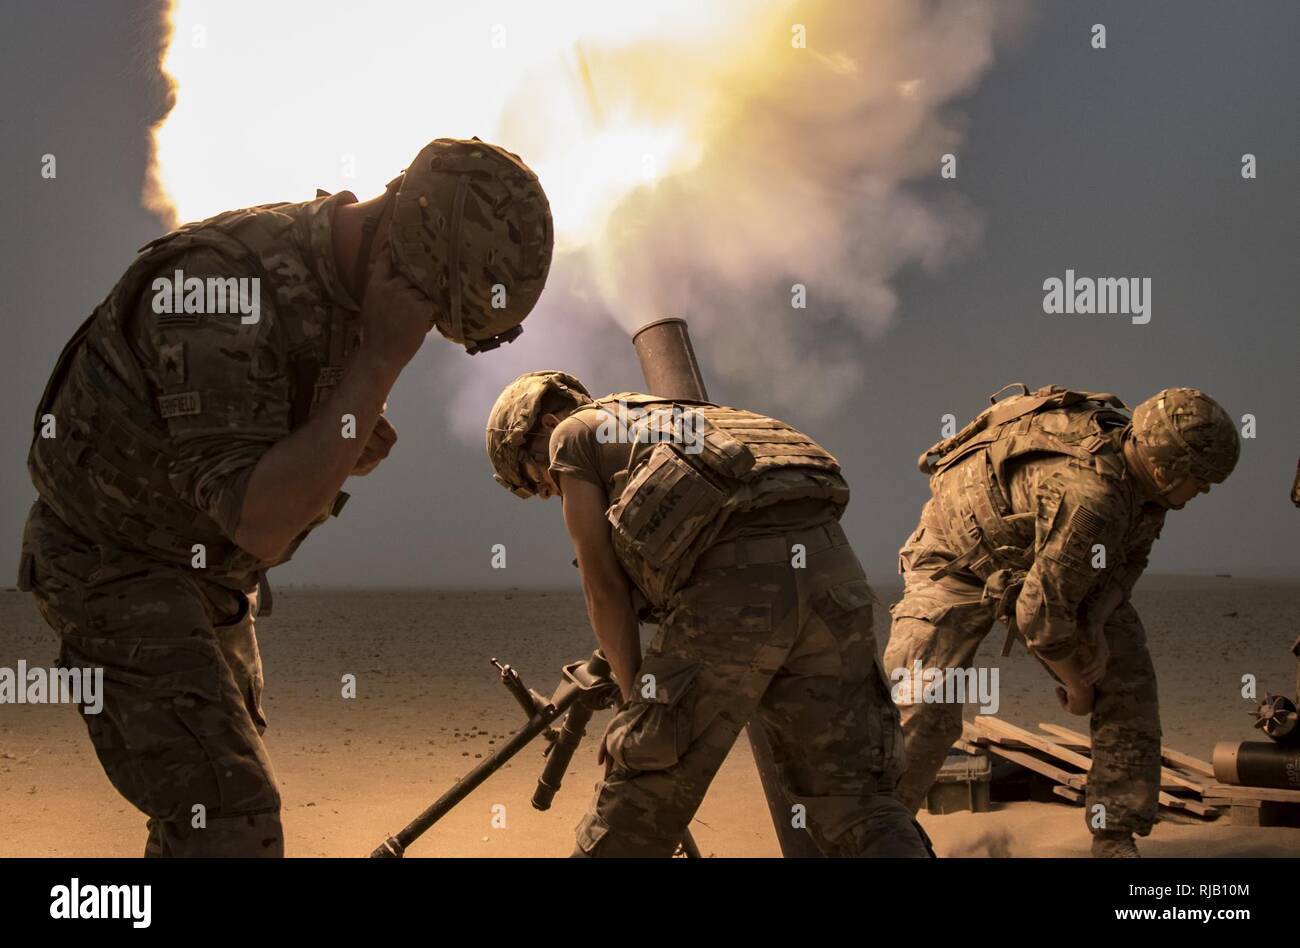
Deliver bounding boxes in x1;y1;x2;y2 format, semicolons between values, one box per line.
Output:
447;174;470;345
352;176;402;308
1123;431;1179;507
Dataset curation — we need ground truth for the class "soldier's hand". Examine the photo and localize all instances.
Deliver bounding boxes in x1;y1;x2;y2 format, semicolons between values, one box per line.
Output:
1056;684;1095;716
360;249;434;368
351;415;397;475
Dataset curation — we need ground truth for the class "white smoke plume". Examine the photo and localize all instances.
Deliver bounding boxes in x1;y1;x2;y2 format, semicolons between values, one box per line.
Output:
444;0;1032;435
145;0;1032;436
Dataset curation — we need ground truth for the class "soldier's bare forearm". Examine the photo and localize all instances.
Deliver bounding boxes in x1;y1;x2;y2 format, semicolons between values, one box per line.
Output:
235;346;403;561
560;476;643;701
584;586;642;702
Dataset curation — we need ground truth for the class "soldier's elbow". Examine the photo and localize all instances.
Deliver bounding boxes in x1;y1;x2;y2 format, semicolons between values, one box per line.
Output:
234;520;291;563
582;567;630;612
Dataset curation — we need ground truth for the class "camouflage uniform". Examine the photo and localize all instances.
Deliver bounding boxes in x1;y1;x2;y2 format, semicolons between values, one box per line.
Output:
21;138;554;858
504;390;932;857
23;501;280;856
883;385;1237;841
582;514;930;857
19;190;363;856
884;493;1164;837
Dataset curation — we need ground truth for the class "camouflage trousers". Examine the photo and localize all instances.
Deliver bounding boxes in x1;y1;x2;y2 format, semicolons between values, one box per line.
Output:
882;500;1162;837
575;520;932;858
19;501;283;857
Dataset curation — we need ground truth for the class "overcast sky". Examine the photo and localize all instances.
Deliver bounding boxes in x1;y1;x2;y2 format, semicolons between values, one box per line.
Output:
2;0;1296;589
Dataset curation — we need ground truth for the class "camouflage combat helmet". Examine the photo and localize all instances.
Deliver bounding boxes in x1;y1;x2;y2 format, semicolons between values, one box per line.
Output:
389;138;553;354
1130;388;1239;496
486;371;591;497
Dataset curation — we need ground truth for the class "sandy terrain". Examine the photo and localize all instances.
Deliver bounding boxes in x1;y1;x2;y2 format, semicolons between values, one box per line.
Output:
1;576;1297;858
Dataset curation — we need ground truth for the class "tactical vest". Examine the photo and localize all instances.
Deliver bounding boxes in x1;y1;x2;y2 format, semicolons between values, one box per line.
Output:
27;201;354;588
919;383;1132;586
583;394;848;609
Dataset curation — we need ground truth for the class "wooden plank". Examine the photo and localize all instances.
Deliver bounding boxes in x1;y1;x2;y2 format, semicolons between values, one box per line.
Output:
1034;723;1216;795
1038;722;1091;743
981;740;1207;815
1160;776;1209;794
1053;785;1083;805
972;717;1094;771
1160;746;1216;780
1037;722;1209;794
1036;722;1090;748
1204;783;1300;803
1161;794;1215;818
979;742;1087;790
1204;795;1260;808
1202;797;1238;807
977;718;1216;818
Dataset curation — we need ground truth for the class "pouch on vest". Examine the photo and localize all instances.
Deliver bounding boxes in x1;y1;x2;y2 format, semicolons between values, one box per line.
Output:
607;442;727;606
698;407;840;479
918;384;1127;475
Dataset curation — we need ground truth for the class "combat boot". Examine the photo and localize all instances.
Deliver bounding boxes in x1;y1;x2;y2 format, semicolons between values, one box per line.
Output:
1091;830;1140;858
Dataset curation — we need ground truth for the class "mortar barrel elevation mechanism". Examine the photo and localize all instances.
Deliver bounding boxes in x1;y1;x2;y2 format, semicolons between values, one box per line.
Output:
370;650;700;857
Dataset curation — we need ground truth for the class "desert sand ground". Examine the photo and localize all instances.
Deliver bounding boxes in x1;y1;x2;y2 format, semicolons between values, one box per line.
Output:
1;576;1297;858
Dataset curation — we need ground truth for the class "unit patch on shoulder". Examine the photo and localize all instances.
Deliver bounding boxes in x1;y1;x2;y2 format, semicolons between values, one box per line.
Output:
159;341;187;386
1053;503;1107;571
158;391;202;418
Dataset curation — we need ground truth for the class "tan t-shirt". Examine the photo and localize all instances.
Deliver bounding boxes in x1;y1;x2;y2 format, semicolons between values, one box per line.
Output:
546;408;627;499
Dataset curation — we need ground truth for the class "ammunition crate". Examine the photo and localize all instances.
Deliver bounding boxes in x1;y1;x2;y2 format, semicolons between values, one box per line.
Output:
926;751;993;815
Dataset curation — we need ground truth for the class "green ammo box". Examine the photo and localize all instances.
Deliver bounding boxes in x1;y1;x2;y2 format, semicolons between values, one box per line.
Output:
925;752;992;815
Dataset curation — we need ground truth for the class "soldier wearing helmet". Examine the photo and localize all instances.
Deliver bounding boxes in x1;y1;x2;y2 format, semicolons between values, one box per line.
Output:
18;137;553;857
486;372;934;859
882;384;1239;857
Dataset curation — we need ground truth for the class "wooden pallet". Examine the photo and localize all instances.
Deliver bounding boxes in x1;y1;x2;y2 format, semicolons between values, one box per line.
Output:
960;716;1222;822
1202;783;1300;827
